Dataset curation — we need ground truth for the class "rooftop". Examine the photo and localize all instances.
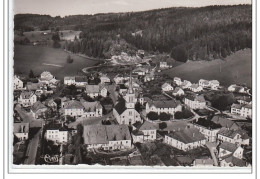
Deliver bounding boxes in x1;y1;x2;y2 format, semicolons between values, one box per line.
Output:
219;142;238;153
167;128;205;144
31;101;47;112
211;116;237;128
193;118;222;130
148;100;181;108
13;123;29;133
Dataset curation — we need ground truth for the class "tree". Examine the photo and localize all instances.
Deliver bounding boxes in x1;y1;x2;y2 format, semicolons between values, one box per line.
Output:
171;46;188;62
39;94;47;102
52;32;60;41
159;112;171;121
147;112;159;121
135;102;142;112
29;69;35;78
159;122;167;130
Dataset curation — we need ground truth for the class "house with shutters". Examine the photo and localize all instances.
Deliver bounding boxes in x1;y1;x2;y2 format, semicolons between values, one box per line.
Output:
13;75;24;90
85;84;107;98
45;123;70;144
31;101;49;119
113;76;142;125
13;123;29;141
218;142;246;167
83;124;132;151
217;128;250;146
162;83;174;92
184;94;206;109
164;128;206;151
191;118;222;142
132;121;157;143
18;91;37;107
146;100;182;116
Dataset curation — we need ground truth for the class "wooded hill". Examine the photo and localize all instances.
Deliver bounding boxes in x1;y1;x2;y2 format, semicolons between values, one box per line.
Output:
14;5;252;62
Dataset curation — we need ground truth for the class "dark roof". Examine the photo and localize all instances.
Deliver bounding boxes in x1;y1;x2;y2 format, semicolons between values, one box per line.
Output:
148;100;181;108
185;94;206;102
31;101;47;112
114;100;127;115
46;123;68;131
132;130;144;136
119;84;127;89
139;121;157;131
211;116;237;129
132;121;142;129
167;128;205;144
219;142;238;153
193;118;222;130
218;128;250;140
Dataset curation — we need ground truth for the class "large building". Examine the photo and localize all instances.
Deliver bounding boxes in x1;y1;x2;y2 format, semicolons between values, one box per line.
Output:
83;124;132;151
85;84;107;98
64;76;88;87
38;71;58;86
146;100;182;116
113;75;142;125
132;121;157;143
164;128;206;151
217;128;250;146
45;123;69;144
18;91;37;107
231;103;252;118
184;94;206;109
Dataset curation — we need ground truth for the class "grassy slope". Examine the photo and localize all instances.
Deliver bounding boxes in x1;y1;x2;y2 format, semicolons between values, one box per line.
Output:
162;49;252;87
14;45;98;79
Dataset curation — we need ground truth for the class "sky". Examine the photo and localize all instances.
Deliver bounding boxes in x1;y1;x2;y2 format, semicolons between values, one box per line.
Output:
13;0;252;17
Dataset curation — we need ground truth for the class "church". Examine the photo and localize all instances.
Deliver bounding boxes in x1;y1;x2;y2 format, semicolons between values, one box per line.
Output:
113;74;142;125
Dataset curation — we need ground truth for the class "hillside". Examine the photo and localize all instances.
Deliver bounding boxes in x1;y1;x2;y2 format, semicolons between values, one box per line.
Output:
162;49;252;87
14;5;252;61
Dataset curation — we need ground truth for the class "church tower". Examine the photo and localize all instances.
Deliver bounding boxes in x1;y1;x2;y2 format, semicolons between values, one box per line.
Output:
125;72;136;109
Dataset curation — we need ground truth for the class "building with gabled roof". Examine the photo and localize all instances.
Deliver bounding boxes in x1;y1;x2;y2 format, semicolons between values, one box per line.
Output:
164;128;206;151
217;128;250;146
132;121;158;143
172;87;185;96
31;101;48;119
173;77;182;86
231;103;252;118
45;123;70;144
211;116;239;130
162;82;173;92
83;124;132;151
100;74;111;84
184;94;206;109
18;91;37;107
199;79;210;88
14;75;24;90
188;84;203;93
39;71;58;86
13;122;29;141
86;84;107;98
146;99;182;116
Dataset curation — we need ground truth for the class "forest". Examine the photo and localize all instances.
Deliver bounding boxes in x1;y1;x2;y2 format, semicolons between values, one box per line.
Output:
14;5;252;62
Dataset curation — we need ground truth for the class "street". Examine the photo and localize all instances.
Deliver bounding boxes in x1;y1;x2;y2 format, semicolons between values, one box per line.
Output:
24;129;41;165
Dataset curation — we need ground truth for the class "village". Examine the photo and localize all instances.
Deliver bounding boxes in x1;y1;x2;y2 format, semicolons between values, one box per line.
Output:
13;57;252;167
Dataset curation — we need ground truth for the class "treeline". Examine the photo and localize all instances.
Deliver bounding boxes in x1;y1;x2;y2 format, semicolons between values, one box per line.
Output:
15;5;252;61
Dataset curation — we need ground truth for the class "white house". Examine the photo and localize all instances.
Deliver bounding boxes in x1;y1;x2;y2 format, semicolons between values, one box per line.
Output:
38;71;58;86
18;91;37;107
113;75;129;85
231;103;252;118
188;84;203;93
191;118;222;142
160;61;169;69
162;83;174;92
173;77;182;86
80;99;103;118
13;75;24;90
146;100;182;116
198;79;210;88
64;76;88;87
144;72;155;82
172;87;185;96
228;84;246;93
209;80;220;90
132;121;157;143
218;142;246;167
113;78;142;125
184;95;206;109
31;101;49;119
13;123;29;141
83;124;132;151
164;128;206;151
86;84;107;98
217;128;250;146
132;67;147;76
181;80;192;89
45;123;69;144
100;74;111;84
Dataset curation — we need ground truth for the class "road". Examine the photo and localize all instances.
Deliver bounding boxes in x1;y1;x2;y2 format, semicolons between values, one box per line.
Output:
206;142;218;166
24;129;41;165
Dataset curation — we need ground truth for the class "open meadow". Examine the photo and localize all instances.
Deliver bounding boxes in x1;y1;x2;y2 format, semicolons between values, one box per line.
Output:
14;45;99;80
162;49;252;88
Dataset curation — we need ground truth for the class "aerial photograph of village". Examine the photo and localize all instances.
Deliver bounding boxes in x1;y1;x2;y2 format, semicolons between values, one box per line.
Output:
12;0;252;168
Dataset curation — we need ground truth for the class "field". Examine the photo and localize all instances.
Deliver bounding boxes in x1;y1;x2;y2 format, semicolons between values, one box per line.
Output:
162;49;252;88
14;45;99;80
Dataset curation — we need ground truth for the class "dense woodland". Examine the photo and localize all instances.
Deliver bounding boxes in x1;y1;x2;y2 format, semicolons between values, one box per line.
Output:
14;5;252;62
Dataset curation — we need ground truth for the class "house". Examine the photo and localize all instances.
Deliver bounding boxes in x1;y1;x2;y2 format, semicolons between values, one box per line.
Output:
164;128;206;151
173;77;182;86
146;100;182;116
236;96;252;105
231;103;252;118
45;99;57;111
13;123;29;141
193;158;214;167
45;123;69;144
64;76;88;87
113;77;142;125
113;75;129;85
31;101;48;119
209;80;220;90
181;80;192;89
184;94;206;109
83;124;132;151
162;83;173;92
217;128;250;146
191;118;222;142
211;116;240;130
198;79;210;88
132;67;147;76
18;91;37;107
160;61;169;69
85;84;107;98
132;121;157;143
218;142;246;167
100;74;111;84
38;71;58;86
188;84;203;93
172;87;185;96
64;99;102;118
13;75;24;90
144;72;155;82
228;84;246;93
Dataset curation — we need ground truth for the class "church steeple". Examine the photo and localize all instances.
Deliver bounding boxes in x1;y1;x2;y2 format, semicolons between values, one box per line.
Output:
128;72;134;94
125;71;135;109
